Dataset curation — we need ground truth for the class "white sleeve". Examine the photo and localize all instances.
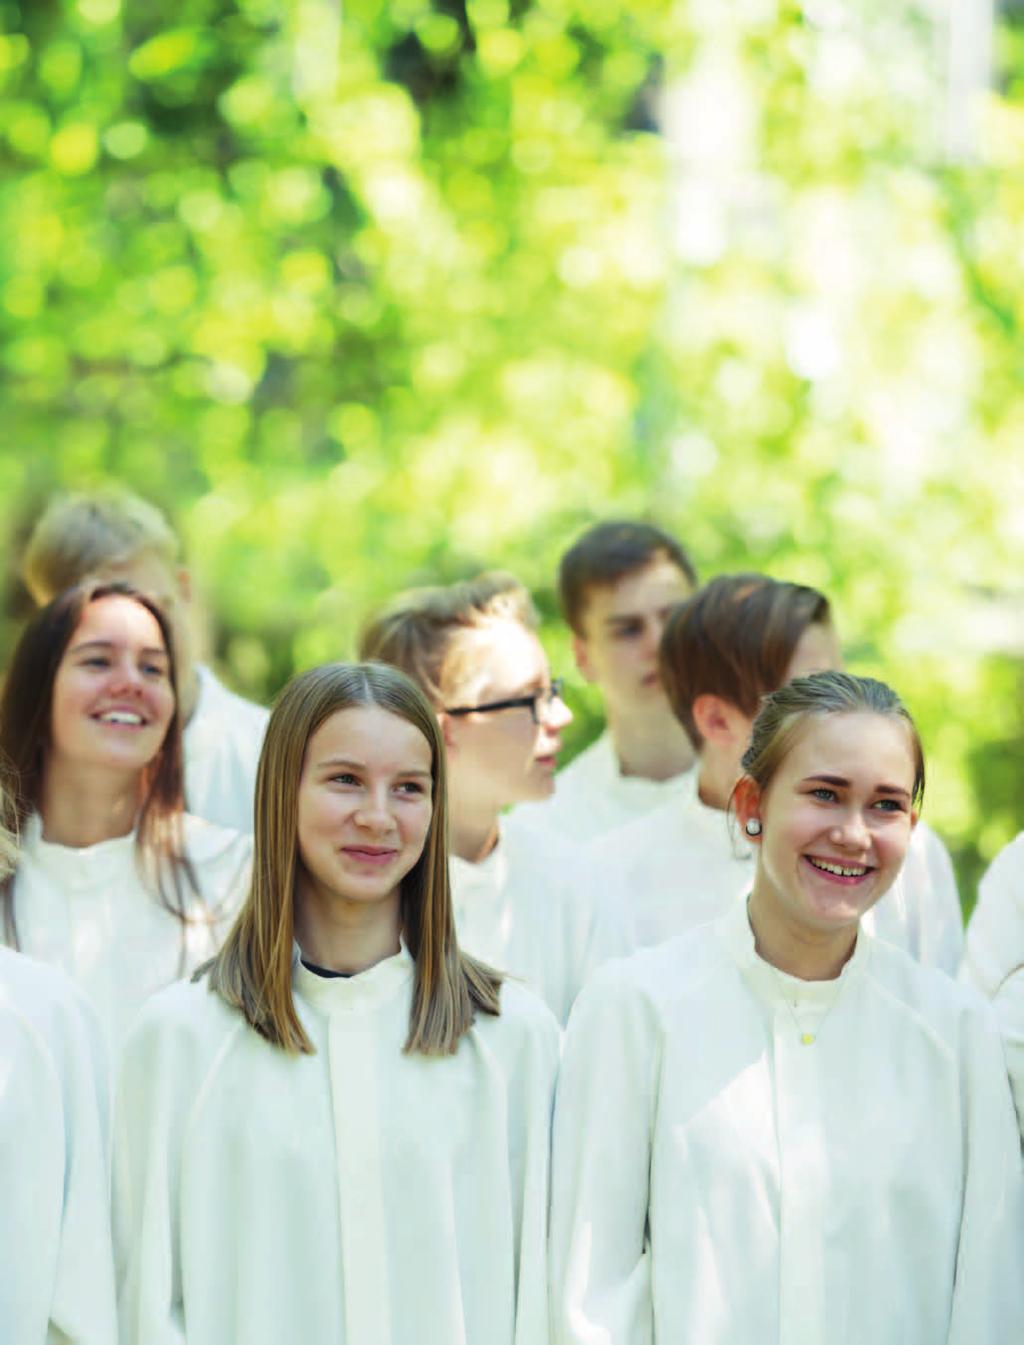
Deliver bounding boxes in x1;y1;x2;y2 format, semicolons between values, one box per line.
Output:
992;967;1024;1143
947;1003;1024;1342
907;823;964;974
113;995;201;1345
550;968;656;1345
498;994;560;1345
0;993;116;1345
961;834;1024;995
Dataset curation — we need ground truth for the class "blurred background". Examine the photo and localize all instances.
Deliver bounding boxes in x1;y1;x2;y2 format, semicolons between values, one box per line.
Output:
1;0;1021;907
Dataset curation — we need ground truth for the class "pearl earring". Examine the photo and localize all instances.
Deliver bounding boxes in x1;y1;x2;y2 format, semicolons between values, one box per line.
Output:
744;819;762;837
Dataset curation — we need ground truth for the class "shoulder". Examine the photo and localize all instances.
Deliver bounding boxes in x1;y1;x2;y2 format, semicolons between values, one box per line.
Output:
474;978;561;1071
194;665;270;732
181;813;254;871
121;976;240;1075
0;946;95;1042
864;935;1002;1051
571;924;725;1026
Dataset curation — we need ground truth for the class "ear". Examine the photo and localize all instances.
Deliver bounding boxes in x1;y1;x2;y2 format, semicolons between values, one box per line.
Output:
732;774;763;842
175;567;193;605
436;711;458;754
692;693;740;746
908;807;919;832
572;634;597;685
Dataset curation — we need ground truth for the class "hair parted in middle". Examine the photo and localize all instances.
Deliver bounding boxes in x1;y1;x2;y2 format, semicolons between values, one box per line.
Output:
358;572;536;706
205;661;503;1056
659;573;833;749
0;580;198;947
736;669;926;810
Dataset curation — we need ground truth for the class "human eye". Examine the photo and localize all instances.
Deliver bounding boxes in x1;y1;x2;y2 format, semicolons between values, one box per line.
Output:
80;654;111;669
395;780;428;797
809;786;837;802
141;660;168;678
872;797;906;813
612;620;643;641
329;771;360;787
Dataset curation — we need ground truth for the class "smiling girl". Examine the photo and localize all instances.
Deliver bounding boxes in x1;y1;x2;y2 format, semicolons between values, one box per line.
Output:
360;573;628;1024
0;582;251;1057
113;661;559;1345
551;671;1023;1344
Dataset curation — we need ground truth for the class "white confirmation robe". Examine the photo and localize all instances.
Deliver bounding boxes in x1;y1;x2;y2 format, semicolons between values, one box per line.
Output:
451;813;630;1025
0;947;117;1345
9;812;252;1059
114;947;559;1345
183;663;269;834
960;830;1024;1137
551;900;1024;1345
588;769;965;972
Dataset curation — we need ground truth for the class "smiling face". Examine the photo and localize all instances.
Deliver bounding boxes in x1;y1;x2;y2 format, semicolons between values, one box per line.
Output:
441;617;572;809
574;555;694;716
295;704;434;912
48;594;176;777
744;711;918;941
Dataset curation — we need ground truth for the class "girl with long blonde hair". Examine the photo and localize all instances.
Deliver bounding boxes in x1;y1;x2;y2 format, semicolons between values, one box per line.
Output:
114;661;558;1345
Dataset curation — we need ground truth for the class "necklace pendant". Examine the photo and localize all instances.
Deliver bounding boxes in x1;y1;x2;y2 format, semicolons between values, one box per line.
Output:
800;1032;815;1045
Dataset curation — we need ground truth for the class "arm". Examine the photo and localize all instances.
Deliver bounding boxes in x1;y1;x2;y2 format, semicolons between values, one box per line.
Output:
113;991;204;1345
550;968;657;1345
947;1003;1024;1342
503;993;561;1345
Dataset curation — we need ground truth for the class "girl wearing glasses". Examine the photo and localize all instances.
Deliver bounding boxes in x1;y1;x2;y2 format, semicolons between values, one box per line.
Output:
0;780;117;1344
114;662;558;1344
360;573;628;1024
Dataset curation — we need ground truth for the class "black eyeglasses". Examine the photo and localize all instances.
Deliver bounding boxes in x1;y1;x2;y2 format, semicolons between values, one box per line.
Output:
444;678;565;724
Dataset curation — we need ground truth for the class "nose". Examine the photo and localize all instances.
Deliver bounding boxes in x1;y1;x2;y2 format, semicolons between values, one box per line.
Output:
541;689;572;730
830;809;870;849
353;786;394;832
109;656;145;695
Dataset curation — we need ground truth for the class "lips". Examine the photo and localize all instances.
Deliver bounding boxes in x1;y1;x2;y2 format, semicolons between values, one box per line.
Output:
342;846;398;866
93;708;147;727
804;855;873;884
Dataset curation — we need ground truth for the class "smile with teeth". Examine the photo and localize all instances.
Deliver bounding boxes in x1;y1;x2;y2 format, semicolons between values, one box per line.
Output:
95;710;146;726
806;856;870;878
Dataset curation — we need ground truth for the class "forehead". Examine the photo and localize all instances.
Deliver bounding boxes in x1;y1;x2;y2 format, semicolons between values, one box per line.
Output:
581;556;693;628
100;551;178;604
306;704;432;770
450;618;547;697
69;595;166;650
785;622;843;681
780;712;916;787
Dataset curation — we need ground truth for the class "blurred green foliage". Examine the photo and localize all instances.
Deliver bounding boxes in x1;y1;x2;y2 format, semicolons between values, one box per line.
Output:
1;0;1023;908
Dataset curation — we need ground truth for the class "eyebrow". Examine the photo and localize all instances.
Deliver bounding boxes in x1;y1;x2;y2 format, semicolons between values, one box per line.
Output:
72;639;168;658
802;773;911;800
317;757;432;778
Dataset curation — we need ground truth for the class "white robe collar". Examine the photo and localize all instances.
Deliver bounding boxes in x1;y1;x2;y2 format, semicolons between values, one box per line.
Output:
292;943;413;1016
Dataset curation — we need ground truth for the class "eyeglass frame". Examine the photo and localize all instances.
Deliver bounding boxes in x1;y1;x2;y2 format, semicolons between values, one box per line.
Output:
443;677;565;725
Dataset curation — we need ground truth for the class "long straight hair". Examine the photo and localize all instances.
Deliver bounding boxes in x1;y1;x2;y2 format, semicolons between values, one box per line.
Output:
0;581;199;945
206;661;503;1055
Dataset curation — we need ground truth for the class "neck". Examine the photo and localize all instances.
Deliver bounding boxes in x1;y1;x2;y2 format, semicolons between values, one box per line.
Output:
446;773;501;863
605;702;695;782
39;760;141;847
746;885;857;981
294;882;402;976
696;747;741;812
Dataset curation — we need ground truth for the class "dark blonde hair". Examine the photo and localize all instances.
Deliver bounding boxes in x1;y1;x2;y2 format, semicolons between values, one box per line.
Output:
660;573;833;749
0;581;198;946
22;488;180;605
358;572;536;705
205;662;503;1055
736;671;925;809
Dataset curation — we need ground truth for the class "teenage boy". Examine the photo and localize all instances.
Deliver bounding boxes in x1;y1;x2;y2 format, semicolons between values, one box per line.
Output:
21;489;268;833
522;520;698;841
591;573;964;973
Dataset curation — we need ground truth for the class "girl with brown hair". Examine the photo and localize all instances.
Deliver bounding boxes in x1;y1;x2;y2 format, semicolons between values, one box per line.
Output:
0;776;117;1344
552;672;1023;1343
113;661;559;1345
0;582;251;1055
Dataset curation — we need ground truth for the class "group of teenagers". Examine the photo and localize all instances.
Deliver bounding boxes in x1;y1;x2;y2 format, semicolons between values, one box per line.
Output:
1;490;1023;1344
